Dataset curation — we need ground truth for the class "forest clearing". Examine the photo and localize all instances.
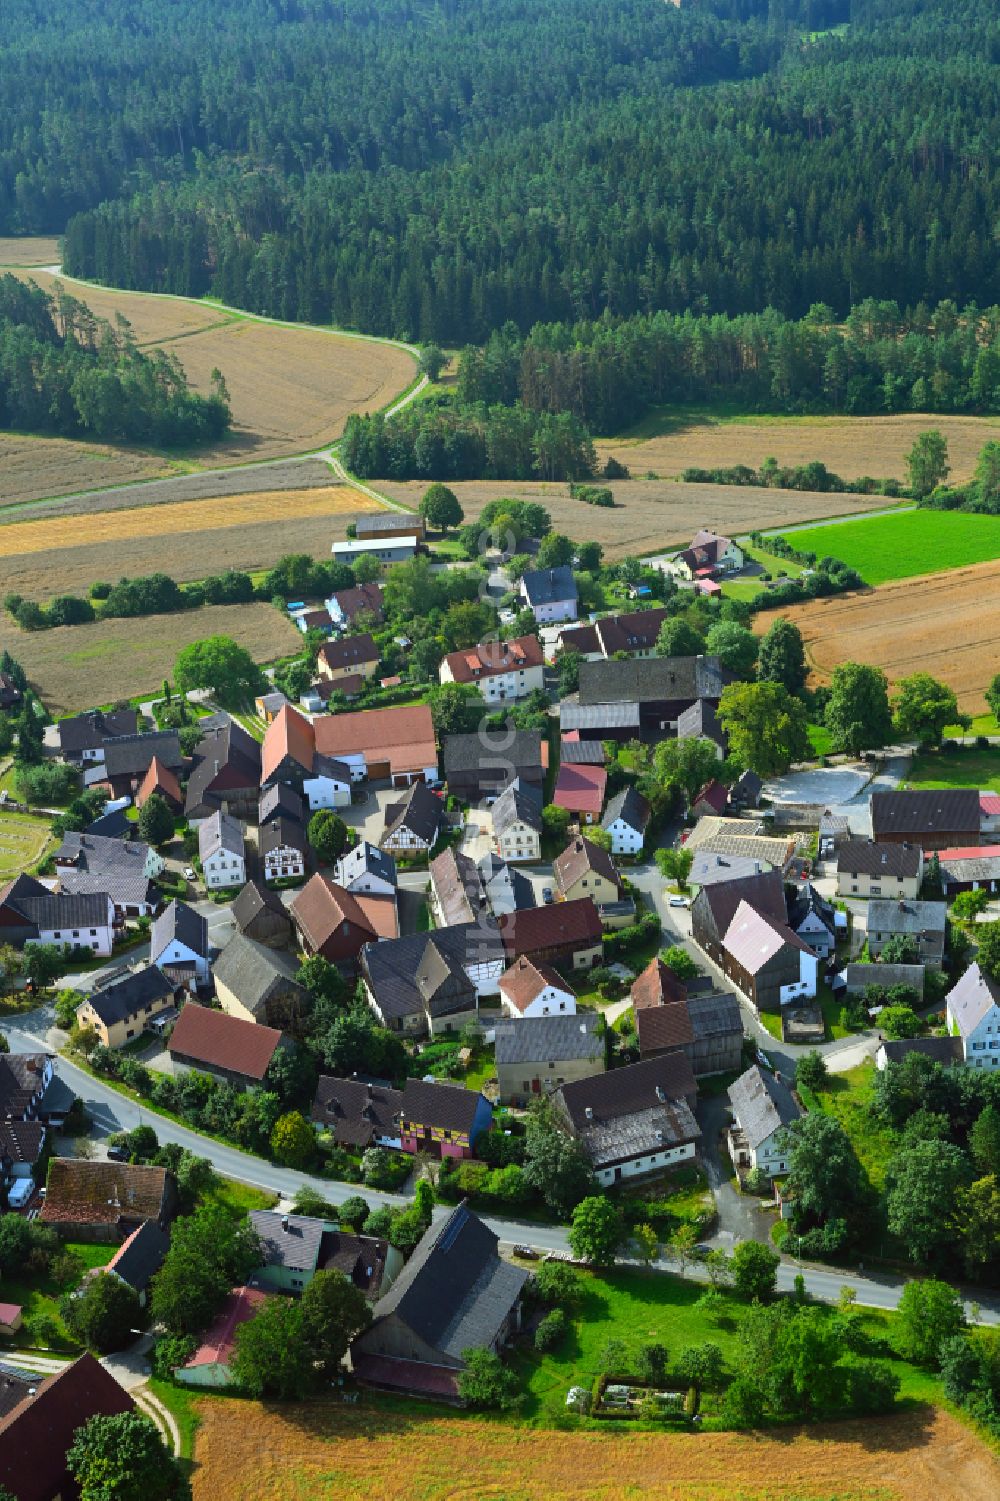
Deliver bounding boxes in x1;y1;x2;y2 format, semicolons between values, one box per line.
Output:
188;1396;1000;1501
0;235;60;266
595;411;1000;486
0;602;301;713
766;559;1000;714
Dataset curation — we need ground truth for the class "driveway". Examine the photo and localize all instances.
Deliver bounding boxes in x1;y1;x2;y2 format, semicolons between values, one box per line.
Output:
697;1093;774;1248
763;753;911;837
339;786;398;845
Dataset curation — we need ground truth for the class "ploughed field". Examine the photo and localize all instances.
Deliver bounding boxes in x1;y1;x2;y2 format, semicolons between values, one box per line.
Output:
0;603;301;715
596;411;1000;486
0;236;60;266
0;487;378;599
189;1397;1000;1501
766;559;1000;715
776;508;1000;585
376;479;893;560
0;433;174;505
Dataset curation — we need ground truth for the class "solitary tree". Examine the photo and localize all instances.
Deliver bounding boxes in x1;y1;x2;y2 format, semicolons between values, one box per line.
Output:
895;1278;965;1365
757;617;807;696
885;1139;971;1265
457;1348;520;1409
705;619;759;678
661;945;699;980
417;344;446;382
568;1196;623;1266
137;791;174;848
419;481;463;531
307;808;349;864
232;1296;314;1399
174;635;263;707
795;1051;828;1092
892;672;964;746
731;1240;779;1301
905;429;950;499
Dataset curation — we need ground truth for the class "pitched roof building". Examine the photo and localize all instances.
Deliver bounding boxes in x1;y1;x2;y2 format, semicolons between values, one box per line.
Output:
54;829;160;915
493;1013;605;1105
184;717;261;823
290;873;395;967
443;729;545;802
553;1052;700;1186
40;1159;174;1238
498;898;603;969
167;1003;283;1086
311;1075;404;1149
231;879;294;947
135;755;183;812
0;1353;135;1501
870;788;981;850
551;762;607;820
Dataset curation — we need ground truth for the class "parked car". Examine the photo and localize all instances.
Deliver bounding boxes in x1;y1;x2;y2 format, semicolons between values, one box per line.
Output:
183;866;196;880
106;1145;129;1162
668;894;689;908
542;886;554;904
512;1244;539;1260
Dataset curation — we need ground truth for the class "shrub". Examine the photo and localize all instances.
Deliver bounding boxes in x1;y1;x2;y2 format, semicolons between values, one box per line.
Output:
534;1307;568;1352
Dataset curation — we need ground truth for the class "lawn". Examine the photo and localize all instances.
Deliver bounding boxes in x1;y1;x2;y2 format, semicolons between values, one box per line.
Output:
775;509;1000;585
906;743;1000;793
0;806;55;881
805;1063;899;1191
201;1175;278;1220
0;1242;113;1351
807;720;834;756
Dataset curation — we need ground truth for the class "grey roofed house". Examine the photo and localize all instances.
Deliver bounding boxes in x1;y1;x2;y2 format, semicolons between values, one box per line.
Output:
868;898;946;937
151;899;208;961
578;654;726;707
677;698;727;751
106;1220;170;1295
231;880;293;942
212;933;308;1021
556;1051;698;1132
938;850;1000;887
198;810;245;865
258;781;305;825
840;962;925;999
249;1209;324;1273
837;840;922;879
493;1013;604;1067
946;961;1000;1037
689;850;770;888
336;840;397;890
818;809;851;842
413;940;477;1019
83;806;133;841
258;814;306;860
15;889;113;935
54;830;158;910
442;729;544;801
687;989;743;1045
381;780;444;848
362;922;504;1024
57;707;138;758
184;718;262;821
870;788;981;841
602;785;651;838
311;1075;404;1148
102;730;182;781
491;779;543;837
352;1202;528;1369
81;966;175;1028
560;738;606;765
730;769;763;808
877;1037;965;1066
478;853;535;914
560;701;642;733
520;565;577;607
430;847;488;928
727;1064;800;1150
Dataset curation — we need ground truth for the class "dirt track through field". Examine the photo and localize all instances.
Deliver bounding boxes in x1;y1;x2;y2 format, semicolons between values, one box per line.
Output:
765;559;1000;714
191;1399;1000;1501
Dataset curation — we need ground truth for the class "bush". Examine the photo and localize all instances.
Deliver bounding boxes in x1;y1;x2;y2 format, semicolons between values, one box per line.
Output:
531;1260;584;1309
534;1307;568;1352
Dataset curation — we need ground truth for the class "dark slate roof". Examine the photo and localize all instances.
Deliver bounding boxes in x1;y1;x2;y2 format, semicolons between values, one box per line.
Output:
686;990;743;1042
560;738;606;765
868;898;946;936
83;807;133;841
871;789;980;839
837;839;922;878
213;934;305;1015
336;840;397;888
231;879;291;934
17;891;112;931
259;814;306;858
362;923;504;1021
0;1119;46;1166
82;966;174;1026
382;780;444;846
258;781;305;825
56;830;157;906
728;1064;800;1149
401;1077;486;1133
151;899;208;960
250;1210;325;1273
443;729;543;778
602;785;651;835
199;810;245;864
102;729;182;779
106;1219;170;1293
58;708;137;755
694;867;787;944
493;1013;604;1066
521;565;577;605
558;1052;697;1131
0;1353;134;1501
491;780;543;837
560;701;641;732
877;1036;965;1065
361;1204;528;1363
579;655;725;707
677;698;727;748
0;1053;50;1119
311;1075;404;1147
787;883;837;935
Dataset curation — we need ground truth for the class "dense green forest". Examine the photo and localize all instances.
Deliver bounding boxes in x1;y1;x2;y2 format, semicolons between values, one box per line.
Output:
0;0;982;350
0;277;230;445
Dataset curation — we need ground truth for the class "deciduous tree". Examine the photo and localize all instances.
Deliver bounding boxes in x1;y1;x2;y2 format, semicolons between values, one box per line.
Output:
824;662;893;755
892;672;965;746
756;617;806;696
717;680;810;775
67;1412;186;1501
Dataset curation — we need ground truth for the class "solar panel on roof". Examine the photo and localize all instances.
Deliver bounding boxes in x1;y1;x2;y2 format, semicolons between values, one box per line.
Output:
438;1205;468;1252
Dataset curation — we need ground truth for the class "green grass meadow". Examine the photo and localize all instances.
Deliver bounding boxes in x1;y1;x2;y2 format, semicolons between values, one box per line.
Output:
906;743;1000;793
775;509;1000;585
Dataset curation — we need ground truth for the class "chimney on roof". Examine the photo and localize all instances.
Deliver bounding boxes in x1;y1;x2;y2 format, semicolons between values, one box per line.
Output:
584;1106;593;1120
281;1215;289;1232
655;1085;666;1102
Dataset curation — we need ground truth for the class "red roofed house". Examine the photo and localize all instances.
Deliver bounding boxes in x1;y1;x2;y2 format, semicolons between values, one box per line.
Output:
290;872;397;969
176;1286;271;1388
672;530;745;580
499;957;577;1018
720;899;818;1014
552;762;607;824
313;703;439;787
936;844;1000;897
691;780;729;817
439;635;544;703
499;897;603;972
260;704;352;810
0;1352;135;1501
167;1003;283;1089
0;1302;22;1334
979;793;1000;837
135;755;183;814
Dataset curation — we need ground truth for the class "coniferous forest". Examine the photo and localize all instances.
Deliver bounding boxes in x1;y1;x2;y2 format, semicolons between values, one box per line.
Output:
0;0;986;357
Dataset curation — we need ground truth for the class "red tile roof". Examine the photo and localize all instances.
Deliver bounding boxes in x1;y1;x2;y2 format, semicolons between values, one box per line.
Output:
185;1286;270;1369
499;956;574;1013
290;873;380;954
261;703;316;782
979;795;1000;815
0;1352;134;1501
631;956;688;1011
937;843;1000;860
552;763;607;815
499;897;603;960
693;780;729;814
314;704;436;778
40;1159;169;1228
136;755;182;809
442;634;543;684
167;1003;282;1081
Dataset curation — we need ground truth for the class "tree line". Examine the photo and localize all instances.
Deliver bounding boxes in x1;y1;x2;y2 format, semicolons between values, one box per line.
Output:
0;276;230;446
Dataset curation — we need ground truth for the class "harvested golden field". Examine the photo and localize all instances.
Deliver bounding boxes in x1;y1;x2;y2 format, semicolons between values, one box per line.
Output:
0;236;60;266
0;603;301;714
2;488;378;598
378;478;895;560
11;269;417;471
190;1398;1000;1501
766;559;1000;715
596;412;1000;486
0;433;172;505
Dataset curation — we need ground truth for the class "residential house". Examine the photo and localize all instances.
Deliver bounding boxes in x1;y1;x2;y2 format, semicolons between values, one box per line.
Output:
720;900;819;1012
100;1220;171;1306
399;1077;492;1159
380;779;444;855
293;606;335;637
260;705;352;810
836;840;923;900
351;1204;527;1402
498;956;577;1018
311;1075;404;1149
946;962;1000;1068
100;730;183;798
0;875;115;956
312;703;438;787
729;769;763;811
0;1052;54;1126
787;883;839;959
686;816;795;873
478;852;535;914
176;1286;271;1388
354;513;426;543
499;898;603;972
75;966;179;1049
494;1013;604;1106
331;535;419;566
255;689;291;722
259;781;306;826
631;955;689;1013
727;1064;800;1177
678;699;728;759
291;872;397;968
691;780;729;818
430;848;488;928
439;635;544;702
0;1116;46;1204
870;789;981;851
231;879;293;948
167;1002;283;1088
54;830;162;917
83;804;133;841
316;633;380;685
689;850;772;891
631;957;743;1075
875;1036;964;1070
335;840;398;897
150;900;210;988
40;1159;176;1242
248;1209;398;1298
552;762;607;824
184;718;262;825
937;845;1000;896
198;810;246;891
602;785;651;856
519;565;578;623
691;868;788;967
552;1052;700;1186
259;814;308;884
553;836;621;906
135;755;183;814
57;707;138;763
492;780;542;863
213;934;309;1029
327;580;385;628
572;654;727;741
361;924;505;1036
443;729;545;804
867;898;947;967
671;529;745;579
980;792;1000;838
591;607;670;659
0;671;22;711
0;1353;135;1501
